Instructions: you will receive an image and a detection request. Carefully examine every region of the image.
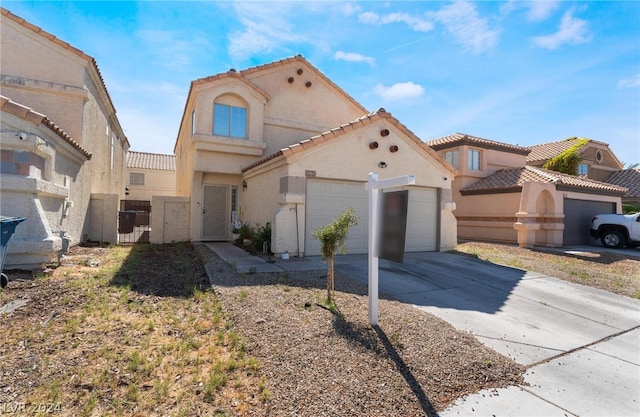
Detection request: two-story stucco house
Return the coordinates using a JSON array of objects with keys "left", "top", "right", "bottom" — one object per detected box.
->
[
  {"left": 427, "top": 133, "right": 627, "bottom": 247},
  {"left": 1, "top": 8, "right": 129, "bottom": 268},
  {"left": 526, "top": 137, "right": 623, "bottom": 181},
  {"left": 174, "top": 56, "right": 457, "bottom": 256}
]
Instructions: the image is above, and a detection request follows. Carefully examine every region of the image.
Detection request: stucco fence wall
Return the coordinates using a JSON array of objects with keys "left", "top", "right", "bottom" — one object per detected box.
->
[{"left": 150, "top": 197, "right": 191, "bottom": 244}]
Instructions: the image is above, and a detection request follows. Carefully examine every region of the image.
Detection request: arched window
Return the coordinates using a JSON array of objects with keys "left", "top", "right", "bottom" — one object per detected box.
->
[{"left": 213, "top": 94, "right": 247, "bottom": 139}]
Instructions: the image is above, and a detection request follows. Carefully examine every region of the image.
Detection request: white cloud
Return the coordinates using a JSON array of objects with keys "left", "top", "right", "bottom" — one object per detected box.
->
[
  {"left": 500, "top": 1, "right": 560, "bottom": 21},
  {"left": 334, "top": 51, "right": 375, "bottom": 67},
  {"left": 618, "top": 73, "right": 640, "bottom": 89},
  {"left": 358, "top": 11, "right": 433, "bottom": 32},
  {"left": 137, "top": 30, "right": 199, "bottom": 68},
  {"left": 532, "top": 9, "right": 591, "bottom": 49},
  {"left": 526, "top": 1, "right": 560, "bottom": 21},
  {"left": 341, "top": 2, "right": 361, "bottom": 17},
  {"left": 374, "top": 82, "right": 425, "bottom": 101},
  {"left": 430, "top": 1, "right": 499, "bottom": 53},
  {"left": 229, "top": 3, "right": 305, "bottom": 61}
]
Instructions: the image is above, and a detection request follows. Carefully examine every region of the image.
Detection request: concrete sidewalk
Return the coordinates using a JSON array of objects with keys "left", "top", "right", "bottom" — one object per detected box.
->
[{"left": 203, "top": 242, "right": 326, "bottom": 273}]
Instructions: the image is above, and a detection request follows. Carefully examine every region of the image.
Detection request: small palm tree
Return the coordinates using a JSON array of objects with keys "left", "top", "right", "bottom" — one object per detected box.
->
[{"left": 312, "top": 208, "right": 359, "bottom": 304}]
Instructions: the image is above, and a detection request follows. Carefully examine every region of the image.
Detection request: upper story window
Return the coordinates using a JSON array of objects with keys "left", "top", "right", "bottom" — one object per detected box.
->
[
  {"left": 130, "top": 172, "right": 145, "bottom": 186},
  {"left": 213, "top": 103, "right": 247, "bottom": 139},
  {"left": 468, "top": 149, "right": 480, "bottom": 171},
  {"left": 1, "top": 150, "right": 45, "bottom": 179},
  {"left": 578, "top": 163, "right": 588, "bottom": 176},
  {"left": 443, "top": 150, "right": 459, "bottom": 169}
]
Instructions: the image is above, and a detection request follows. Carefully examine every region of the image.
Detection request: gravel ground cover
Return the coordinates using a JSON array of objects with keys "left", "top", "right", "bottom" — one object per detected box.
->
[{"left": 196, "top": 244, "right": 525, "bottom": 416}]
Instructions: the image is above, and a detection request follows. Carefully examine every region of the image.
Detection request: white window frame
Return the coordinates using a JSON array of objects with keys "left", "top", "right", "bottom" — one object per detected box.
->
[
  {"left": 213, "top": 103, "right": 247, "bottom": 139},
  {"left": 468, "top": 149, "right": 480, "bottom": 171},
  {"left": 443, "top": 149, "right": 459, "bottom": 169}
]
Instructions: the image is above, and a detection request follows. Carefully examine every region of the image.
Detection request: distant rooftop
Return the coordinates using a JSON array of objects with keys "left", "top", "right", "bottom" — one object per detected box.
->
[
  {"left": 604, "top": 169, "right": 640, "bottom": 199},
  {"left": 461, "top": 165, "right": 628, "bottom": 196},
  {"left": 126, "top": 151, "right": 175, "bottom": 171},
  {"left": 426, "top": 133, "right": 530, "bottom": 155}
]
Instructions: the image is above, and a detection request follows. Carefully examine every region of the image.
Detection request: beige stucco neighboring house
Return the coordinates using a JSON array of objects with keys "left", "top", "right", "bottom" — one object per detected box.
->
[
  {"left": 125, "top": 151, "right": 176, "bottom": 202},
  {"left": 1, "top": 96, "right": 92, "bottom": 268},
  {"left": 427, "top": 133, "right": 627, "bottom": 247},
  {"left": 174, "top": 56, "right": 457, "bottom": 256},
  {"left": 1, "top": 8, "right": 129, "bottom": 267},
  {"left": 526, "top": 137, "right": 623, "bottom": 181}
]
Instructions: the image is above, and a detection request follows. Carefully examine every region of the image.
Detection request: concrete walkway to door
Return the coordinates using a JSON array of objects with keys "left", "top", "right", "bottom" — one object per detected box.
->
[{"left": 331, "top": 252, "right": 640, "bottom": 417}]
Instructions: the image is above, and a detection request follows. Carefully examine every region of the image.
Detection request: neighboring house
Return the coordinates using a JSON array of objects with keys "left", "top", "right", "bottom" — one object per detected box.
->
[
  {"left": 526, "top": 137, "right": 623, "bottom": 181},
  {"left": 125, "top": 151, "right": 176, "bottom": 202},
  {"left": 0, "top": 8, "right": 129, "bottom": 267},
  {"left": 174, "top": 56, "right": 457, "bottom": 255},
  {"left": 604, "top": 169, "right": 640, "bottom": 205},
  {"left": 427, "top": 133, "right": 627, "bottom": 247},
  {"left": 1, "top": 97, "right": 91, "bottom": 268}
]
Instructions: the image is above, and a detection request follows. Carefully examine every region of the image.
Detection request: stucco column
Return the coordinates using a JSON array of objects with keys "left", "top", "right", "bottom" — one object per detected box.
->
[
  {"left": 272, "top": 193, "right": 305, "bottom": 257},
  {"left": 513, "top": 212, "right": 540, "bottom": 248}
]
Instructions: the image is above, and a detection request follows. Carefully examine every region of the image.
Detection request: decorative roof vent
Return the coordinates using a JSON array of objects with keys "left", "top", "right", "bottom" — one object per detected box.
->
[
  {"left": 595, "top": 149, "right": 604, "bottom": 164},
  {"left": 305, "top": 81, "right": 312, "bottom": 88},
  {"left": 229, "top": 68, "right": 236, "bottom": 72},
  {"left": 369, "top": 141, "right": 379, "bottom": 149},
  {"left": 297, "top": 68, "right": 303, "bottom": 75},
  {"left": 380, "top": 129, "right": 390, "bottom": 137},
  {"left": 288, "top": 77, "right": 295, "bottom": 84}
]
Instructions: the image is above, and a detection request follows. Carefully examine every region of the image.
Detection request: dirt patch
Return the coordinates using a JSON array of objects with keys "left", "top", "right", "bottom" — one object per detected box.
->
[
  {"left": 0, "top": 243, "right": 264, "bottom": 416},
  {"left": 455, "top": 241, "right": 640, "bottom": 299}
]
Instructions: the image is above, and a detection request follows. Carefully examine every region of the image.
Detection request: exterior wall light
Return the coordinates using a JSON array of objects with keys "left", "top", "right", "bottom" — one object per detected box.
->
[
  {"left": 242, "top": 180, "right": 247, "bottom": 190},
  {"left": 378, "top": 161, "right": 387, "bottom": 168}
]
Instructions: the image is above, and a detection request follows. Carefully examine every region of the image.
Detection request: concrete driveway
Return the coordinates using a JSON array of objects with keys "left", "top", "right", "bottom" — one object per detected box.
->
[{"left": 332, "top": 251, "right": 640, "bottom": 416}]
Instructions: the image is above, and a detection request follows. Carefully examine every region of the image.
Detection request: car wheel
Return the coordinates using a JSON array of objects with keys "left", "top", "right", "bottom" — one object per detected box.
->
[
  {"left": 601, "top": 230, "right": 625, "bottom": 249},
  {"left": 0, "top": 273, "right": 8, "bottom": 288}
]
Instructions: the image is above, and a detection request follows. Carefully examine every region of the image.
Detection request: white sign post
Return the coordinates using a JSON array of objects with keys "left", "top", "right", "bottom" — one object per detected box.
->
[{"left": 365, "top": 172, "right": 415, "bottom": 326}]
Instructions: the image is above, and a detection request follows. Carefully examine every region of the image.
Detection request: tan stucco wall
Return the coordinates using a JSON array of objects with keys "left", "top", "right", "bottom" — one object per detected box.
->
[
  {"left": 455, "top": 192, "right": 522, "bottom": 243},
  {"left": 243, "top": 119, "right": 457, "bottom": 254},
  {"left": 125, "top": 169, "right": 176, "bottom": 201},
  {"left": 150, "top": 196, "right": 191, "bottom": 244},
  {"left": 1, "top": 16, "right": 128, "bottom": 198}
]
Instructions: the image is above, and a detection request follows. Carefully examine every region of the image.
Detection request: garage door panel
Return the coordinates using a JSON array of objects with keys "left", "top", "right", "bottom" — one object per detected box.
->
[
  {"left": 563, "top": 199, "right": 615, "bottom": 245},
  {"left": 305, "top": 180, "right": 437, "bottom": 256}
]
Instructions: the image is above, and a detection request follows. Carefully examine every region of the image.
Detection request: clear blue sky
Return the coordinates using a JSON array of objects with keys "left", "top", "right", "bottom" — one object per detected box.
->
[{"left": 4, "top": 1, "right": 640, "bottom": 163}]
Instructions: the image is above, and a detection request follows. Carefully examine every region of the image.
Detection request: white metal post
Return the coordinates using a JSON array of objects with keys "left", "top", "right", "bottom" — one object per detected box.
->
[
  {"left": 365, "top": 173, "right": 415, "bottom": 326},
  {"left": 367, "top": 172, "right": 379, "bottom": 325}
]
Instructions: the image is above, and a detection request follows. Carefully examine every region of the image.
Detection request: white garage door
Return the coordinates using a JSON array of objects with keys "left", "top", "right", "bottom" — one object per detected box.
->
[{"left": 305, "top": 179, "right": 438, "bottom": 256}]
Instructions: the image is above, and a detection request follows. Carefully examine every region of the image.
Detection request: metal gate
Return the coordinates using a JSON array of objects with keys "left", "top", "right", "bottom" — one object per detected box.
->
[{"left": 119, "top": 200, "right": 151, "bottom": 243}]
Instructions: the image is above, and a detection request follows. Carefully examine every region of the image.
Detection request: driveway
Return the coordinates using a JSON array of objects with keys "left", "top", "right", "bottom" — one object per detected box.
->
[{"left": 332, "top": 251, "right": 640, "bottom": 416}]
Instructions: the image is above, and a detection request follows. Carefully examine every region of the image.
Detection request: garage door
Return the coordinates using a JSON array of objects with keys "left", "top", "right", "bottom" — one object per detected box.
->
[
  {"left": 563, "top": 198, "right": 615, "bottom": 245},
  {"left": 305, "top": 179, "right": 437, "bottom": 256}
]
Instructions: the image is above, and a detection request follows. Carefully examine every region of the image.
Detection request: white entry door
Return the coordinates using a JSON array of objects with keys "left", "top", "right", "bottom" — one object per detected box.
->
[{"left": 202, "top": 185, "right": 227, "bottom": 240}]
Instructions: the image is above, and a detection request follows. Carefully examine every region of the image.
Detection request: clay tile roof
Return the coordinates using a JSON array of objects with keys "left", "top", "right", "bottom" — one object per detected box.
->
[
  {"left": 604, "top": 169, "right": 640, "bottom": 198},
  {"left": 1, "top": 7, "right": 129, "bottom": 149},
  {"left": 1, "top": 95, "right": 91, "bottom": 159},
  {"left": 426, "top": 132, "right": 530, "bottom": 155},
  {"left": 242, "top": 108, "right": 451, "bottom": 173},
  {"left": 525, "top": 137, "right": 610, "bottom": 163},
  {"left": 461, "top": 165, "right": 628, "bottom": 196},
  {"left": 126, "top": 151, "right": 176, "bottom": 171}
]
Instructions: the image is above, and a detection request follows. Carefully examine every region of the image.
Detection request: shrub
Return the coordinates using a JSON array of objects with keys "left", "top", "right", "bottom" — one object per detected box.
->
[{"left": 253, "top": 223, "right": 271, "bottom": 254}]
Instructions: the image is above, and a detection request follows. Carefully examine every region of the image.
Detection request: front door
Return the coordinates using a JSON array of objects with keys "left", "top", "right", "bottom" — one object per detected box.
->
[{"left": 202, "top": 185, "right": 227, "bottom": 240}]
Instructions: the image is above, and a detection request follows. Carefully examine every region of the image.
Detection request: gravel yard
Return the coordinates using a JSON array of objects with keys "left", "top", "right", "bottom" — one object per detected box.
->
[{"left": 196, "top": 244, "right": 525, "bottom": 416}]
